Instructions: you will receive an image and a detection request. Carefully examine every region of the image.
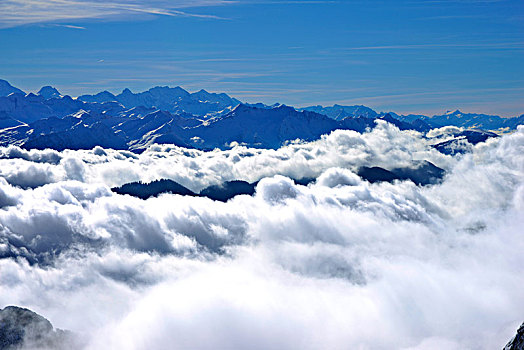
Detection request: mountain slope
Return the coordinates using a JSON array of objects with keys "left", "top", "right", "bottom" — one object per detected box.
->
[
  {"left": 184, "top": 104, "right": 341, "bottom": 149},
  {"left": 0, "top": 79, "right": 518, "bottom": 153},
  {"left": 0, "top": 306, "right": 77, "bottom": 349},
  {"left": 0, "top": 79, "right": 25, "bottom": 97}
]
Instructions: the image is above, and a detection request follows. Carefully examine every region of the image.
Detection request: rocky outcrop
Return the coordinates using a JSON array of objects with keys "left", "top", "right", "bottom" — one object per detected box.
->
[
  {"left": 505, "top": 322, "right": 524, "bottom": 350},
  {"left": 0, "top": 306, "right": 77, "bottom": 349}
]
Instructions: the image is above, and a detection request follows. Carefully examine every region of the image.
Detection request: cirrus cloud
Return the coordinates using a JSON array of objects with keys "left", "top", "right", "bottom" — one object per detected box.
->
[{"left": 0, "top": 0, "right": 234, "bottom": 28}]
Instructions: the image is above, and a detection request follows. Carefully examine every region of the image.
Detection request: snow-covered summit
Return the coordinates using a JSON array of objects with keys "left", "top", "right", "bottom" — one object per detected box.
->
[
  {"left": 300, "top": 104, "right": 378, "bottom": 120},
  {"left": 78, "top": 85, "right": 240, "bottom": 117},
  {"left": 0, "top": 78, "right": 520, "bottom": 152}
]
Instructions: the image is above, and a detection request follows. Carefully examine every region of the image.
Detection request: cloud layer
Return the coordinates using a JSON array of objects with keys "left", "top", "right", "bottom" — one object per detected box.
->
[{"left": 0, "top": 124, "right": 523, "bottom": 349}]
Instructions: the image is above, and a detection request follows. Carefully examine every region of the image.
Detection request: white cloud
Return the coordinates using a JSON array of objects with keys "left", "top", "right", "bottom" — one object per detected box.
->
[
  {"left": 0, "top": 0, "right": 232, "bottom": 28},
  {"left": 0, "top": 125, "right": 522, "bottom": 349},
  {"left": 0, "top": 122, "right": 455, "bottom": 191}
]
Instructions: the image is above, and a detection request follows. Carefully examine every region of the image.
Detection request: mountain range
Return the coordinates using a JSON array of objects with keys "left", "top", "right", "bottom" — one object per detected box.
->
[{"left": 0, "top": 79, "right": 521, "bottom": 152}]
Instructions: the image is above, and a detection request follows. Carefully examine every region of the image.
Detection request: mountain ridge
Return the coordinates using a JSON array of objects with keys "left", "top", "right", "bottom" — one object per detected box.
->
[{"left": 0, "top": 79, "right": 520, "bottom": 153}]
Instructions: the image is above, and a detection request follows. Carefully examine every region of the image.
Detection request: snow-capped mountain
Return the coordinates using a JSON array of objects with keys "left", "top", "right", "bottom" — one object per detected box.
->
[
  {"left": 0, "top": 79, "right": 519, "bottom": 153},
  {"left": 0, "top": 92, "right": 93, "bottom": 123},
  {"left": 301, "top": 104, "right": 523, "bottom": 132},
  {"left": 183, "top": 104, "right": 341, "bottom": 150},
  {"left": 418, "top": 109, "right": 524, "bottom": 131},
  {"left": 78, "top": 86, "right": 240, "bottom": 117},
  {"left": 300, "top": 104, "right": 378, "bottom": 120}
]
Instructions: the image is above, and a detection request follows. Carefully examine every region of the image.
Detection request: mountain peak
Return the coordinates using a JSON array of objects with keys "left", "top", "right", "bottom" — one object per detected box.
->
[
  {"left": 0, "top": 79, "right": 25, "bottom": 97},
  {"left": 274, "top": 104, "right": 295, "bottom": 112},
  {"left": 445, "top": 109, "right": 462, "bottom": 115},
  {"left": 38, "top": 86, "right": 61, "bottom": 99},
  {"left": 149, "top": 85, "right": 187, "bottom": 92}
]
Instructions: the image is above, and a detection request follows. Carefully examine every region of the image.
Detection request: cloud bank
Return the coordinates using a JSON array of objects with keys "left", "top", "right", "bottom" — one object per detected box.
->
[{"left": 0, "top": 124, "right": 523, "bottom": 349}]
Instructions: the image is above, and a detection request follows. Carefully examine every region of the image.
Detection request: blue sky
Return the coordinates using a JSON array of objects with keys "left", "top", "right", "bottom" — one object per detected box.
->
[{"left": 0, "top": 0, "right": 523, "bottom": 116}]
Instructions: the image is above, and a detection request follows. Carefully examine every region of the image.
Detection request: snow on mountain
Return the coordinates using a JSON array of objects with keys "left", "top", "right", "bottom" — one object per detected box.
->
[
  {"left": 0, "top": 79, "right": 519, "bottom": 153},
  {"left": 24, "top": 117, "right": 128, "bottom": 151},
  {"left": 118, "top": 104, "right": 341, "bottom": 151},
  {"left": 377, "top": 113, "right": 431, "bottom": 132},
  {"left": 429, "top": 129, "right": 499, "bottom": 155},
  {"left": 301, "top": 104, "right": 523, "bottom": 133},
  {"left": 0, "top": 103, "right": 378, "bottom": 152},
  {"left": 420, "top": 109, "right": 524, "bottom": 131},
  {"left": 190, "top": 89, "right": 241, "bottom": 109},
  {"left": 301, "top": 104, "right": 378, "bottom": 120},
  {"left": 120, "top": 110, "right": 195, "bottom": 150},
  {"left": 388, "top": 113, "right": 427, "bottom": 123},
  {"left": 0, "top": 91, "right": 132, "bottom": 124},
  {"left": 182, "top": 104, "right": 340, "bottom": 150},
  {"left": 79, "top": 86, "right": 240, "bottom": 117},
  {"left": 244, "top": 102, "right": 283, "bottom": 109},
  {"left": 0, "top": 97, "right": 502, "bottom": 153},
  {"left": 0, "top": 111, "right": 25, "bottom": 130}
]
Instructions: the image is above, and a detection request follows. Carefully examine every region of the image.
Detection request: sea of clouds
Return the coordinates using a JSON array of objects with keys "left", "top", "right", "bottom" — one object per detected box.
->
[{"left": 0, "top": 121, "right": 523, "bottom": 349}]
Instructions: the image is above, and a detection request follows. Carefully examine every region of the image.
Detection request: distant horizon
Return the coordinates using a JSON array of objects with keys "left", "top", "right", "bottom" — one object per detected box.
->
[
  {"left": 3, "top": 78, "right": 522, "bottom": 118},
  {"left": 1, "top": 0, "right": 522, "bottom": 118}
]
